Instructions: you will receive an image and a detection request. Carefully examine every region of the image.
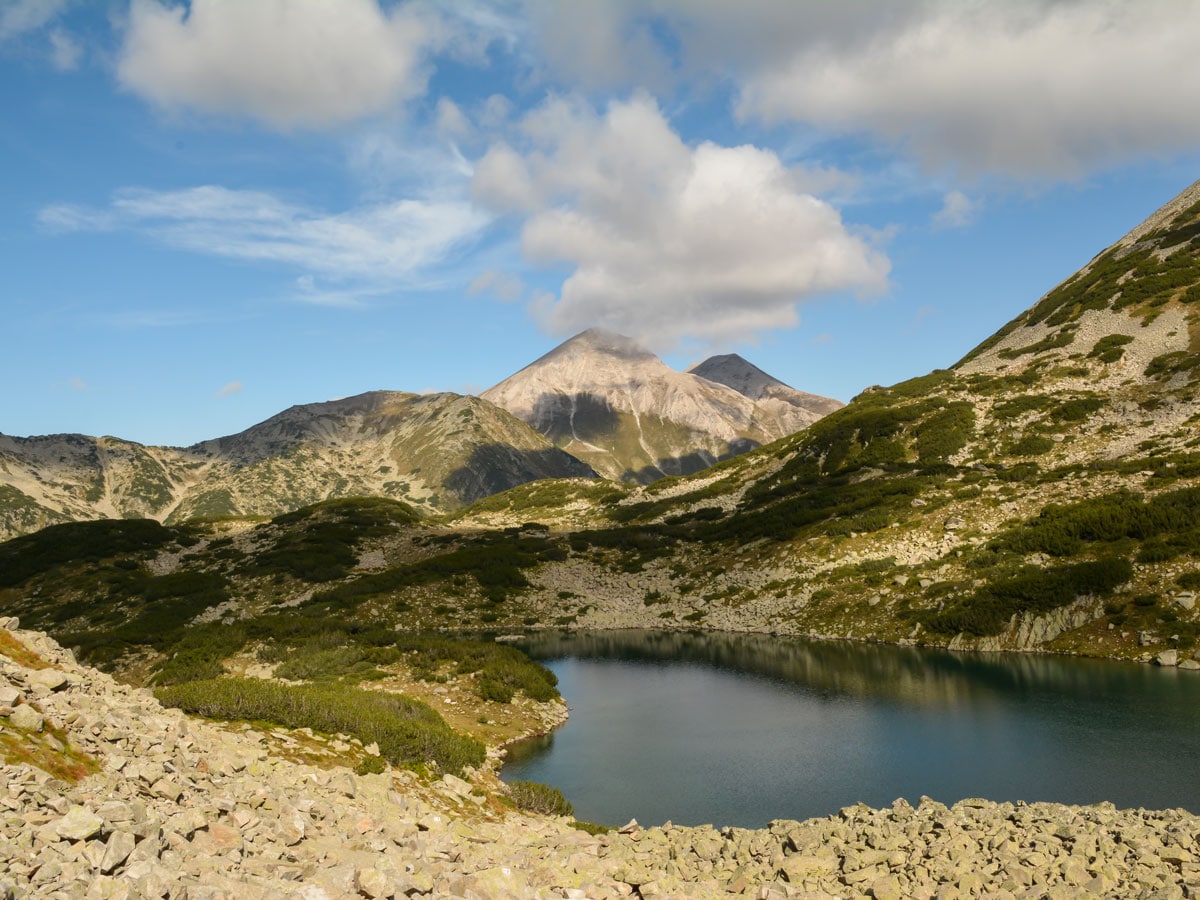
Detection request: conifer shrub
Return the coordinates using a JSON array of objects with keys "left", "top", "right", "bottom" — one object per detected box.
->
[
  {"left": 506, "top": 780, "right": 574, "bottom": 817},
  {"left": 156, "top": 677, "right": 484, "bottom": 775}
]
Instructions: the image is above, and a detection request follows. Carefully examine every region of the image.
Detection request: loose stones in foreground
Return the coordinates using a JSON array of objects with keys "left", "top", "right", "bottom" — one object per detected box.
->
[{"left": 1, "top": 624, "right": 1198, "bottom": 898}]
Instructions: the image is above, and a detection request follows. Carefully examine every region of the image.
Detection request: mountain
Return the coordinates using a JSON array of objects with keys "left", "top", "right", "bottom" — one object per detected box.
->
[
  {"left": 481, "top": 328, "right": 842, "bottom": 483},
  {"left": 454, "top": 177, "right": 1200, "bottom": 664},
  {"left": 0, "top": 390, "right": 594, "bottom": 539},
  {"left": 6, "top": 180, "right": 1200, "bottom": 674},
  {"left": 689, "top": 353, "right": 842, "bottom": 413}
]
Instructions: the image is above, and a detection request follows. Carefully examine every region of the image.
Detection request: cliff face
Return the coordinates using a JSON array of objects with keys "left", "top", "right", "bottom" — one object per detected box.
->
[{"left": 483, "top": 329, "right": 841, "bottom": 483}]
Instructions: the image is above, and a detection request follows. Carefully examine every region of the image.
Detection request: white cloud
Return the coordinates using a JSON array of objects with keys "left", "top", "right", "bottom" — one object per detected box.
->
[
  {"left": 117, "top": 0, "right": 436, "bottom": 129},
  {"left": 472, "top": 93, "right": 889, "bottom": 348},
  {"left": 435, "top": 97, "right": 472, "bottom": 139},
  {"left": 734, "top": 0, "right": 1200, "bottom": 177},
  {"left": 0, "top": 0, "right": 65, "bottom": 40},
  {"left": 48, "top": 28, "right": 80, "bottom": 70},
  {"left": 511, "top": 1, "right": 1200, "bottom": 179},
  {"left": 468, "top": 269, "right": 525, "bottom": 302},
  {"left": 40, "top": 185, "right": 489, "bottom": 285},
  {"left": 67, "top": 376, "right": 88, "bottom": 391},
  {"left": 216, "top": 381, "right": 244, "bottom": 398},
  {"left": 933, "top": 190, "right": 974, "bottom": 229}
]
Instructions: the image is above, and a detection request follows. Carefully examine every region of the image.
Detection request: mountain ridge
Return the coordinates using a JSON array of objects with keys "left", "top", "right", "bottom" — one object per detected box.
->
[{"left": 0, "top": 390, "right": 595, "bottom": 540}]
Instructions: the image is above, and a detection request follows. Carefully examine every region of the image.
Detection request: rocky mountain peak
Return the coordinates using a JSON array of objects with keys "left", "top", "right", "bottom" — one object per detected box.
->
[
  {"left": 482, "top": 330, "right": 841, "bottom": 483},
  {"left": 689, "top": 354, "right": 790, "bottom": 401}
]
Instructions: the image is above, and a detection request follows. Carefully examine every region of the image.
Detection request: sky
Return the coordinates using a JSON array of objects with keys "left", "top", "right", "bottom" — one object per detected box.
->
[{"left": 4, "top": 0, "right": 1200, "bottom": 447}]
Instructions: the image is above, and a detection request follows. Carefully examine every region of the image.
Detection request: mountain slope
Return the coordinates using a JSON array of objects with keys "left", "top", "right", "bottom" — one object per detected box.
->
[
  {"left": 0, "top": 391, "right": 594, "bottom": 539},
  {"left": 482, "top": 329, "right": 841, "bottom": 483},
  {"left": 453, "top": 178, "right": 1200, "bottom": 664}
]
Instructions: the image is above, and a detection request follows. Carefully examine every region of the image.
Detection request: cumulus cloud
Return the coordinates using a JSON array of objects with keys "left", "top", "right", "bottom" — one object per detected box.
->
[
  {"left": 733, "top": 1, "right": 1200, "bottom": 177},
  {"left": 40, "top": 185, "right": 489, "bottom": 286},
  {"left": 67, "top": 376, "right": 88, "bottom": 391},
  {"left": 933, "top": 190, "right": 975, "bottom": 229},
  {"left": 216, "top": 381, "right": 243, "bottom": 398},
  {"left": 472, "top": 93, "right": 889, "bottom": 348},
  {"left": 117, "top": 0, "right": 435, "bottom": 129},
  {"left": 513, "top": 1, "right": 1200, "bottom": 179}
]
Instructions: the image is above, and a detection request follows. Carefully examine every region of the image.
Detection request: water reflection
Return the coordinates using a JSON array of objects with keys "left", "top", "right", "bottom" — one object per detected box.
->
[{"left": 503, "top": 630, "right": 1200, "bottom": 828}]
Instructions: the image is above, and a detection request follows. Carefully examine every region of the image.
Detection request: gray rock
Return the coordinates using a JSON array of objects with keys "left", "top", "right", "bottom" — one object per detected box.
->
[
  {"left": 1156, "top": 649, "right": 1179, "bottom": 667},
  {"left": 100, "top": 830, "right": 136, "bottom": 873},
  {"left": 0, "top": 679, "right": 21, "bottom": 708},
  {"left": 56, "top": 806, "right": 103, "bottom": 842},
  {"left": 8, "top": 704, "right": 44, "bottom": 732},
  {"left": 28, "top": 669, "right": 68, "bottom": 693}
]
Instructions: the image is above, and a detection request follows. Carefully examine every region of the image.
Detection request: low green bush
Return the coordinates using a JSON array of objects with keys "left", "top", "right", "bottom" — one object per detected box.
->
[
  {"left": 156, "top": 677, "right": 484, "bottom": 775},
  {"left": 506, "top": 780, "right": 574, "bottom": 817}
]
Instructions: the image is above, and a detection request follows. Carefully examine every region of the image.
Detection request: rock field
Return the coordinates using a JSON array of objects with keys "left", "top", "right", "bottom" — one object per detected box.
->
[{"left": 1, "top": 621, "right": 1198, "bottom": 899}]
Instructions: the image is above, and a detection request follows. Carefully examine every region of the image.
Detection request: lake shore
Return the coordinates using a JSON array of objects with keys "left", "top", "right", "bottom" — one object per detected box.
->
[{"left": 4, "top": 623, "right": 1199, "bottom": 898}]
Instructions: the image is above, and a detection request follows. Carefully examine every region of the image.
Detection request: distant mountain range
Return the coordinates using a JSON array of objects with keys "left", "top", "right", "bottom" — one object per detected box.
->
[
  {"left": 0, "top": 334, "right": 838, "bottom": 539},
  {"left": 482, "top": 328, "right": 841, "bottom": 482},
  {"left": 0, "top": 391, "right": 594, "bottom": 540}
]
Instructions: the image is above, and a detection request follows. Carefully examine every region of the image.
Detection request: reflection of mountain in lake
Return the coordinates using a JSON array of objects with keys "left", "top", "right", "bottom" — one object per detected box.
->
[{"left": 515, "top": 630, "right": 1199, "bottom": 715}]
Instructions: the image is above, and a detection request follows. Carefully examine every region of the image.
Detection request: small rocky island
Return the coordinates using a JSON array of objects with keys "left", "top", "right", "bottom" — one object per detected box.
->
[{"left": 2, "top": 621, "right": 1196, "bottom": 899}]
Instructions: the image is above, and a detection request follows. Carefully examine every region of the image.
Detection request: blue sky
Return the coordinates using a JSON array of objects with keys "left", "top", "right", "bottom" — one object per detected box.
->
[{"left": 4, "top": 0, "right": 1200, "bottom": 447}]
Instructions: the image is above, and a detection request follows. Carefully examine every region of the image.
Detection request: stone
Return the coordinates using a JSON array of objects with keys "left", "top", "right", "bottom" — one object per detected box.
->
[
  {"left": 1174, "top": 593, "right": 1196, "bottom": 611},
  {"left": 56, "top": 806, "right": 104, "bottom": 842},
  {"left": 0, "top": 680, "right": 20, "bottom": 708},
  {"left": 355, "top": 866, "right": 391, "bottom": 899},
  {"left": 99, "top": 830, "right": 137, "bottom": 873},
  {"left": 28, "top": 669, "right": 69, "bottom": 693},
  {"left": 1178, "top": 659, "right": 1200, "bottom": 670},
  {"left": 8, "top": 704, "right": 44, "bottom": 732},
  {"left": 1156, "top": 650, "right": 1179, "bottom": 667}
]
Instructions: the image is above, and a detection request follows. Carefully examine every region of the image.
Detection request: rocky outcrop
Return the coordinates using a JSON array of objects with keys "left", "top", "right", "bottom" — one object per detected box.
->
[{"left": 2, "top": 623, "right": 1198, "bottom": 898}]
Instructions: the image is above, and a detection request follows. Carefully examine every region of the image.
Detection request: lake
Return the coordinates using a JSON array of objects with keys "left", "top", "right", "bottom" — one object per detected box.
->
[{"left": 501, "top": 630, "right": 1200, "bottom": 829}]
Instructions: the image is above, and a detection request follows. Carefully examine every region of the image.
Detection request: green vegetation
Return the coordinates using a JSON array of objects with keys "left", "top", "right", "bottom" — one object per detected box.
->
[
  {"left": 1009, "top": 435, "right": 1056, "bottom": 457},
  {"left": 0, "top": 518, "right": 180, "bottom": 588},
  {"left": 992, "top": 486, "right": 1200, "bottom": 558},
  {"left": 242, "top": 497, "right": 420, "bottom": 583},
  {"left": 924, "top": 558, "right": 1133, "bottom": 636},
  {"left": 506, "top": 780, "right": 574, "bottom": 817},
  {"left": 156, "top": 678, "right": 484, "bottom": 775},
  {"left": 313, "top": 529, "right": 566, "bottom": 605},
  {"left": 1087, "top": 334, "right": 1134, "bottom": 364}
]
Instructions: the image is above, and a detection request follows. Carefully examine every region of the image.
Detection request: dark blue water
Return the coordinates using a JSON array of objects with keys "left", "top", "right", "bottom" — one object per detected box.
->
[{"left": 501, "top": 631, "right": 1200, "bottom": 829}]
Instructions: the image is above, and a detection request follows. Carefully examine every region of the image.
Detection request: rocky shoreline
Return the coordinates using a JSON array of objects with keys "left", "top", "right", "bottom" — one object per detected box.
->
[{"left": 1, "top": 624, "right": 1198, "bottom": 899}]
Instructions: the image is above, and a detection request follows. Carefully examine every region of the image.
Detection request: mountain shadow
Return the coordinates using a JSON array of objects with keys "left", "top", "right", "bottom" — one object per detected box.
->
[
  {"left": 529, "top": 392, "right": 621, "bottom": 445},
  {"left": 620, "top": 438, "right": 761, "bottom": 485},
  {"left": 444, "top": 444, "right": 596, "bottom": 504}
]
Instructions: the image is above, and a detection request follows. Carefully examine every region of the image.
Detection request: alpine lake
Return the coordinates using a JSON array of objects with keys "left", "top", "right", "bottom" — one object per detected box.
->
[{"left": 500, "top": 630, "right": 1200, "bottom": 829}]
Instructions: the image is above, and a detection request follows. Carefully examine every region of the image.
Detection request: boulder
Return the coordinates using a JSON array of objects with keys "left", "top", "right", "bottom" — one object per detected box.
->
[
  {"left": 56, "top": 806, "right": 104, "bottom": 842},
  {"left": 8, "top": 703, "right": 44, "bottom": 732},
  {"left": 1156, "top": 650, "right": 1179, "bottom": 667}
]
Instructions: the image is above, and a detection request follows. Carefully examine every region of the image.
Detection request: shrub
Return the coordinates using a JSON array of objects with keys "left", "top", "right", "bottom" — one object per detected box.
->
[
  {"left": 506, "top": 780, "right": 574, "bottom": 817},
  {"left": 924, "top": 557, "right": 1133, "bottom": 636},
  {"left": 1009, "top": 435, "right": 1056, "bottom": 457},
  {"left": 156, "top": 677, "right": 484, "bottom": 775}
]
